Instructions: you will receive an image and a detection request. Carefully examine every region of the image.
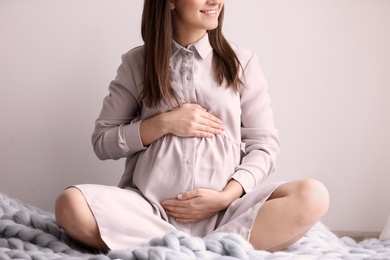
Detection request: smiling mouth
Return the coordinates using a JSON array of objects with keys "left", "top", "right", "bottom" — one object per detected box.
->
[{"left": 200, "top": 9, "right": 217, "bottom": 15}]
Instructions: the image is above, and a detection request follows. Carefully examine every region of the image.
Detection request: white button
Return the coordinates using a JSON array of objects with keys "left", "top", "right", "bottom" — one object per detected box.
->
[
  {"left": 185, "top": 159, "right": 191, "bottom": 164},
  {"left": 186, "top": 75, "right": 191, "bottom": 80}
]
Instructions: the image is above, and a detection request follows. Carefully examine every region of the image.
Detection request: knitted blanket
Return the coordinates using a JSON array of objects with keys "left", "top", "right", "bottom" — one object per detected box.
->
[{"left": 1, "top": 192, "right": 390, "bottom": 260}]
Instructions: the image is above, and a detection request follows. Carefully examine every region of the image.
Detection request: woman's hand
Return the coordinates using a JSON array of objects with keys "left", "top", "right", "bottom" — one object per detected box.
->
[
  {"left": 162, "top": 189, "right": 228, "bottom": 223},
  {"left": 162, "top": 180, "right": 244, "bottom": 223},
  {"left": 140, "top": 103, "right": 224, "bottom": 146},
  {"left": 163, "top": 103, "right": 224, "bottom": 138}
]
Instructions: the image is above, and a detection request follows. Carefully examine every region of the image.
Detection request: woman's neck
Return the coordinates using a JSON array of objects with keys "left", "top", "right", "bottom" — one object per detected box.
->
[{"left": 173, "top": 29, "right": 206, "bottom": 47}]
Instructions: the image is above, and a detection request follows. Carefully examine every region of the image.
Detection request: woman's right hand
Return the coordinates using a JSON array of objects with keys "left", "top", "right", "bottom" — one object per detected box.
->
[
  {"left": 140, "top": 103, "right": 224, "bottom": 146},
  {"left": 163, "top": 103, "right": 224, "bottom": 138}
]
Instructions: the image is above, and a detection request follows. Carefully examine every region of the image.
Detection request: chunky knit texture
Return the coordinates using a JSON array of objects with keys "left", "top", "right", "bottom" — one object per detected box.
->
[{"left": 1, "top": 192, "right": 390, "bottom": 259}]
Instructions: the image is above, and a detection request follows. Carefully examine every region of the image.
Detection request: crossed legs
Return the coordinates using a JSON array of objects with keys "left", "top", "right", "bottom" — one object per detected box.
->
[{"left": 55, "top": 179, "right": 329, "bottom": 252}]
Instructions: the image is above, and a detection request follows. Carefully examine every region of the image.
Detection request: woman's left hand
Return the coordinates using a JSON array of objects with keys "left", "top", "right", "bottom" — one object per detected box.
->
[
  {"left": 162, "top": 189, "right": 230, "bottom": 223},
  {"left": 162, "top": 180, "right": 243, "bottom": 223}
]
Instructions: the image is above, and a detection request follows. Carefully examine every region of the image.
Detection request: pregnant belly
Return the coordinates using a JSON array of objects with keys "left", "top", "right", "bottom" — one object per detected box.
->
[{"left": 132, "top": 132, "right": 241, "bottom": 203}]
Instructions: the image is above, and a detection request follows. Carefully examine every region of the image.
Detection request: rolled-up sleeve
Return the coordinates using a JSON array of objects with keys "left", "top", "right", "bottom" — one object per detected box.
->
[
  {"left": 231, "top": 54, "right": 280, "bottom": 193},
  {"left": 92, "top": 52, "right": 146, "bottom": 160}
]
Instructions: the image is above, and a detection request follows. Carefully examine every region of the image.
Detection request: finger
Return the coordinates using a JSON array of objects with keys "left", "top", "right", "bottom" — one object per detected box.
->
[
  {"left": 188, "top": 122, "right": 223, "bottom": 137},
  {"left": 200, "top": 110, "right": 223, "bottom": 125},
  {"left": 198, "top": 119, "right": 224, "bottom": 133},
  {"left": 175, "top": 218, "right": 198, "bottom": 223},
  {"left": 164, "top": 209, "right": 191, "bottom": 218},
  {"left": 191, "top": 130, "right": 214, "bottom": 138},
  {"left": 199, "top": 124, "right": 223, "bottom": 136},
  {"left": 206, "top": 123, "right": 224, "bottom": 134},
  {"left": 162, "top": 201, "right": 188, "bottom": 210},
  {"left": 165, "top": 210, "right": 196, "bottom": 218},
  {"left": 162, "top": 198, "right": 181, "bottom": 204},
  {"left": 177, "top": 190, "right": 200, "bottom": 200},
  {"left": 161, "top": 199, "right": 176, "bottom": 206},
  {"left": 161, "top": 199, "right": 185, "bottom": 208},
  {"left": 166, "top": 210, "right": 202, "bottom": 219},
  {"left": 198, "top": 116, "right": 224, "bottom": 133},
  {"left": 175, "top": 214, "right": 211, "bottom": 223}
]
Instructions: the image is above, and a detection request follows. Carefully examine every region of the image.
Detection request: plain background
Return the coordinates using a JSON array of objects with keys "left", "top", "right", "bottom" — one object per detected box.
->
[{"left": 1, "top": 0, "right": 389, "bottom": 233}]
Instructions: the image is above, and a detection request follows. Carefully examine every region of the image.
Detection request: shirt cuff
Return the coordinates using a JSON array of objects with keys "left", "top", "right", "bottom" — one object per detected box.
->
[
  {"left": 124, "top": 120, "right": 146, "bottom": 153},
  {"left": 231, "top": 170, "right": 256, "bottom": 194}
]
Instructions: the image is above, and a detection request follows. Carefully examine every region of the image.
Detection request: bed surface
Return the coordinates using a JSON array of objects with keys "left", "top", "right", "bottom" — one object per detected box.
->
[{"left": 1, "top": 192, "right": 389, "bottom": 260}]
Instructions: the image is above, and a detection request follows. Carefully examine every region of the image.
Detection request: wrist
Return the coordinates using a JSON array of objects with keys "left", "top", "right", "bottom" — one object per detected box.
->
[
  {"left": 219, "top": 191, "right": 234, "bottom": 209},
  {"left": 221, "top": 180, "right": 244, "bottom": 207},
  {"left": 156, "top": 112, "right": 172, "bottom": 135},
  {"left": 139, "top": 113, "right": 170, "bottom": 145}
]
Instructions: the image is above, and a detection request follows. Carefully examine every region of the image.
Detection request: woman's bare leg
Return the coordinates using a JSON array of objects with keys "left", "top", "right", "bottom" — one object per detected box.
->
[
  {"left": 249, "top": 179, "right": 329, "bottom": 252},
  {"left": 55, "top": 187, "right": 109, "bottom": 251}
]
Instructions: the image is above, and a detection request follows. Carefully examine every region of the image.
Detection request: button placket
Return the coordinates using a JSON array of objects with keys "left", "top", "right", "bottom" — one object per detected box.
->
[
  {"left": 181, "top": 51, "right": 194, "bottom": 101},
  {"left": 179, "top": 49, "right": 197, "bottom": 195}
]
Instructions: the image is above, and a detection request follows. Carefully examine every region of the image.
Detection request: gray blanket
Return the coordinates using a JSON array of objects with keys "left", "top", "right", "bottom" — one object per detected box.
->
[{"left": 1, "top": 192, "right": 389, "bottom": 259}]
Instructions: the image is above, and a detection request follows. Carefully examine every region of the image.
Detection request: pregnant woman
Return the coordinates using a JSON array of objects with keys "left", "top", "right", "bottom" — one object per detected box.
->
[{"left": 55, "top": 0, "right": 329, "bottom": 253}]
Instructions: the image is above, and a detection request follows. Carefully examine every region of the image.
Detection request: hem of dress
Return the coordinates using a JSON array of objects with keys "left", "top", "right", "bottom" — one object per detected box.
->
[{"left": 70, "top": 185, "right": 112, "bottom": 251}]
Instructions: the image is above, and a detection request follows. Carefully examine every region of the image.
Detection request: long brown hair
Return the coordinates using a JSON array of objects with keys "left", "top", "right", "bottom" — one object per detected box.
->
[{"left": 141, "top": 0, "right": 242, "bottom": 108}]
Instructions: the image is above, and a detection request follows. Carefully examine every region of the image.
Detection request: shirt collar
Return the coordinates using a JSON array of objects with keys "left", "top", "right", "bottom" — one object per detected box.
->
[{"left": 171, "top": 33, "right": 213, "bottom": 60}]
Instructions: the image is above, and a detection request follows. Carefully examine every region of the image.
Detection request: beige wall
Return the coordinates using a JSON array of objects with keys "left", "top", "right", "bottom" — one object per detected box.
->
[{"left": 1, "top": 0, "right": 389, "bottom": 232}]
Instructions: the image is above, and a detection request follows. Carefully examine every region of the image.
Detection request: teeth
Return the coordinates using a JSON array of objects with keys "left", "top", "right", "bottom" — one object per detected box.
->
[{"left": 202, "top": 10, "right": 217, "bottom": 15}]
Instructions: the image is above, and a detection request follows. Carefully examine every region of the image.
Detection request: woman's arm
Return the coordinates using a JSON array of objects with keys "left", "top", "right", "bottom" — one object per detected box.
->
[
  {"left": 231, "top": 53, "right": 280, "bottom": 193},
  {"left": 92, "top": 53, "right": 143, "bottom": 161},
  {"left": 93, "top": 49, "right": 225, "bottom": 160}
]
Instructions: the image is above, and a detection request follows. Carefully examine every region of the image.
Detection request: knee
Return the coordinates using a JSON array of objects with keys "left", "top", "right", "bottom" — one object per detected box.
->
[
  {"left": 55, "top": 188, "right": 108, "bottom": 251},
  {"left": 296, "top": 179, "right": 330, "bottom": 222},
  {"left": 55, "top": 187, "right": 95, "bottom": 235},
  {"left": 55, "top": 187, "right": 82, "bottom": 228}
]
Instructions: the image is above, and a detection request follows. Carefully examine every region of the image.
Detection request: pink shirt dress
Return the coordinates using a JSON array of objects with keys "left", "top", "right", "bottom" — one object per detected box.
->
[{"left": 74, "top": 33, "right": 282, "bottom": 250}]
